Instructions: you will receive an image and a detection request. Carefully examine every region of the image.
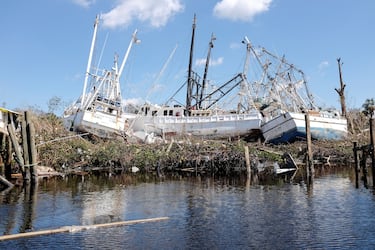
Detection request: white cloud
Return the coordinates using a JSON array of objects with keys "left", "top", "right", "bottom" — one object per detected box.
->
[
  {"left": 72, "top": 0, "right": 95, "bottom": 8},
  {"left": 229, "top": 42, "right": 241, "bottom": 49},
  {"left": 213, "top": 0, "right": 272, "bottom": 22},
  {"left": 123, "top": 97, "right": 144, "bottom": 106},
  {"left": 195, "top": 57, "right": 224, "bottom": 67},
  {"left": 318, "top": 61, "right": 329, "bottom": 70},
  {"left": 101, "top": 0, "right": 184, "bottom": 29}
]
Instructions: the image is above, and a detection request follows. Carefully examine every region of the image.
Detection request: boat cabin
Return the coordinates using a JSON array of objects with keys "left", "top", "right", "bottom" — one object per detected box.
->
[{"left": 140, "top": 104, "right": 212, "bottom": 117}]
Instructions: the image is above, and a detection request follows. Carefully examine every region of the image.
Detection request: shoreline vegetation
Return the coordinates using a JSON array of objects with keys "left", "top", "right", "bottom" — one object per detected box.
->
[
  {"left": 0, "top": 108, "right": 372, "bottom": 185},
  {"left": 37, "top": 111, "right": 359, "bottom": 174}
]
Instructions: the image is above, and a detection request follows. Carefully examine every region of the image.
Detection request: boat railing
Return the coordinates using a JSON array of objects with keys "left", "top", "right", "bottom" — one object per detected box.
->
[{"left": 155, "top": 112, "right": 261, "bottom": 123}]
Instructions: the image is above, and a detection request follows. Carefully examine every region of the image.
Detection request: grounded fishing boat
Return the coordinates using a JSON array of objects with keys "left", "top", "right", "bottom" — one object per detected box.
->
[
  {"left": 63, "top": 16, "right": 139, "bottom": 138},
  {"left": 132, "top": 16, "right": 263, "bottom": 140},
  {"left": 133, "top": 104, "right": 262, "bottom": 139},
  {"left": 246, "top": 45, "right": 347, "bottom": 143},
  {"left": 261, "top": 110, "right": 347, "bottom": 144}
]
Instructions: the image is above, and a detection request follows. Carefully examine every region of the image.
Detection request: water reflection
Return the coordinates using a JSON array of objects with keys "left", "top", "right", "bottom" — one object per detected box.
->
[
  {"left": 1, "top": 168, "right": 375, "bottom": 249},
  {"left": 1, "top": 183, "right": 37, "bottom": 235}
]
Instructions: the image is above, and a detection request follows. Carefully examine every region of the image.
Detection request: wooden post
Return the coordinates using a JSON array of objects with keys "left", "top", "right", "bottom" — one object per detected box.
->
[
  {"left": 361, "top": 150, "right": 369, "bottom": 189},
  {"left": 21, "top": 113, "right": 30, "bottom": 181},
  {"left": 7, "top": 124, "right": 25, "bottom": 174},
  {"left": 4, "top": 113, "right": 14, "bottom": 180},
  {"left": 4, "top": 135, "right": 12, "bottom": 180},
  {"left": 27, "top": 122, "right": 38, "bottom": 183},
  {"left": 305, "top": 113, "right": 314, "bottom": 184},
  {"left": 0, "top": 133, "right": 4, "bottom": 176},
  {"left": 244, "top": 145, "right": 251, "bottom": 180},
  {"left": 25, "top": 111, "right": 38, "bottom": 183},
  {"left": 353, "top": 141, "right": 359, "bottom": 188},
  {"left": 370, "top": 118, "right": 375, "bottom": 187}
]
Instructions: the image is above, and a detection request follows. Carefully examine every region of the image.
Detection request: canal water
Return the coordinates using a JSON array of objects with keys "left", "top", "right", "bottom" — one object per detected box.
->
[{"left": 1, "top": 168, "right": 375, "bottom": 249}]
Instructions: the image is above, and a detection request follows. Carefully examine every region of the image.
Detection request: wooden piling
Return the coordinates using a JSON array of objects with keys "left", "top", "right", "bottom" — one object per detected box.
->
[
  {"left": 7, "top": 123, "right": 25, "bottom": 173},
  {"left": 305, "top": 113, "right": 314, "bottom": 183},
  {"left": 370, "top": 118, "right": 375, "bottom": 187},
  {"left": 21, "top": 113, "right": 30, "bottom": 181},
  {"left": 244, "top": 145, "right": 251, "bottom": 180},
  {"left": 4, "top": 134, "right": 12, "bottom": 180},
  {"left": 353, "top": 141, "right": 359, "bottom": 188},
  {"left": 4, "top": 113, "right": 14, "bottom": 180},
  {"left": 27, "top": 121, "right": 38, "bottom": 183},
  {"left": 0, "top": 133, "right": 4, "bottom": 176}
]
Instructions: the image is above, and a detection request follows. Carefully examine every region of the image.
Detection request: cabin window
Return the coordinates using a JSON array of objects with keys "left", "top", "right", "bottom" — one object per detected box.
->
[
  {"left": 164, "top": 110, "right": 168, "bottom": 116},
  {"left": 152, "top": 111, "right": 157, "bottom": 116},
  {"left": 145, "top": 107, "right": 150, "bottom": 115},
  {"left": 169, "top": 110, "right": 173, "bottom": 116}
]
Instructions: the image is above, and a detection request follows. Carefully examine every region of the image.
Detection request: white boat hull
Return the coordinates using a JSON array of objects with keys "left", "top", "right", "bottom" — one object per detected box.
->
[
  {"left": 132, "top": 111, "right": 263, "bottom": 139},
  {"left": 64, "top": 110, "right": 135, "bottom": 138},
  {"left": 261, "top": 112, "right": 347, "bottom": 144}
]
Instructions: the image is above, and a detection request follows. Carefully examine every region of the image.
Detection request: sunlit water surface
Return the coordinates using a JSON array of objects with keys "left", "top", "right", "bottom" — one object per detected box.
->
[{"left": 1, "top": 168, "right": 375, "bottom": 249}]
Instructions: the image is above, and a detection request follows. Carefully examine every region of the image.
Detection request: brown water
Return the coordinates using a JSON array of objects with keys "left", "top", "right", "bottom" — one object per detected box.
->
[{"left": 1, "top": 168, "right": 375, "bottom": 249}]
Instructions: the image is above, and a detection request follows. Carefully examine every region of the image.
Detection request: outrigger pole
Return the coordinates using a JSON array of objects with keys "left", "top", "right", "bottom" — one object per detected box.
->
[
  {"left": 81, "top": 15, "right": 99, "bottom": 108},
  {"left": 118, "top": 29, "right": 140, "bottom": 80}
]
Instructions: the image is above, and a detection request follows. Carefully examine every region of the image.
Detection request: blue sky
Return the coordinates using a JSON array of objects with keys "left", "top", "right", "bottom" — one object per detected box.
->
[{"left": 1, "top": 0, "right": 374, "bottom": 115}]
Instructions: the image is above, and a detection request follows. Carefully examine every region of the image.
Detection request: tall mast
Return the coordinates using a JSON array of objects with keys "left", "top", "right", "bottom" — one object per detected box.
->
[
  {"left": 242, "top": 36, "right": 251, "bottom": 75},
  {"left": 238, "top": 36, "right": 252, "bottom": 113},
  {"left": 81, "top": 15, "right": 99, "bottom": 108},
  {"left": 199, "top": 33, "right": 215, "bottom": 109},
  {"left": 186, "top": 14, "right": 196, "bottom": 114}
]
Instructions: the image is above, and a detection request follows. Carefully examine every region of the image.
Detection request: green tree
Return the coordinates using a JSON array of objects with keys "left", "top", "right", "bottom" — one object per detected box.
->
[
  {"left": 362, "top": 98, "right": 375, "bottom": 118},
  {"left": 47, "top": 96, "right": 62, "bottom": 114}
]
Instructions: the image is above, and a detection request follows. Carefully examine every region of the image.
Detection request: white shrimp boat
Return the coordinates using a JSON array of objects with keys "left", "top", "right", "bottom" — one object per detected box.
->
[
  {"left": 132, "top": 16, "right": 263, "bottom": 140},
  {"left": 246, "top": 45, "right": 347, "bottom": 143},
  {"left": 133, "top": 104, "right": 263, "bottom": 139},
  {"left": 261, "top": 110, "right": 347, "bottom": 144},
  {"left": 63, "top": 16, "right": 139, "bottom": 138}
]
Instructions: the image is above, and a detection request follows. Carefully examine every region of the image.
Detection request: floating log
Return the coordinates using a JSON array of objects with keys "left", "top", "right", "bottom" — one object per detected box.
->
[{"left": 0, "top": 217, "right": 169, "bottom": 241}]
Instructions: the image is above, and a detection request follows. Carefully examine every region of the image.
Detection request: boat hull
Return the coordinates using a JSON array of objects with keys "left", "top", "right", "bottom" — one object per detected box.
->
[
  {"left": 261, "top": 112, "right": 347, "bottom": 144},
  {"left": 133, "top": 111, "right": 263, "bottom": 139},
  {"left": 63, "top": 110, "right": 135, "bottom": 138}
]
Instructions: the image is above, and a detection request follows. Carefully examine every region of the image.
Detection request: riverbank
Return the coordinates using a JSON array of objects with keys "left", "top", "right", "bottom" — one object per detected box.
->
[{"left": 1, "top": 110, "right": 366, "bottom": 181}]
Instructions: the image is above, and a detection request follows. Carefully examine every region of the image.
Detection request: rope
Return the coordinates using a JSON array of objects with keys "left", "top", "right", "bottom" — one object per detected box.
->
[{"left": 36, "top": 133, "right": 89, "bottom": 147}]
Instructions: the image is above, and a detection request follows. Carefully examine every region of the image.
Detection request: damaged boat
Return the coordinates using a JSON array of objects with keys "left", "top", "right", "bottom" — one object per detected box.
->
[
  {"left": 245, "top": 44, "right": 347, "bottom": 143},
  {"left": 63, "top": 16, "right": 139, "bottom": 138},
  {"left": 132, "top": 16, "right": 263, "bottom": 140}
]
